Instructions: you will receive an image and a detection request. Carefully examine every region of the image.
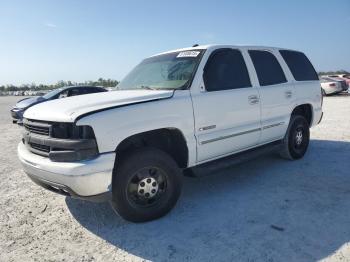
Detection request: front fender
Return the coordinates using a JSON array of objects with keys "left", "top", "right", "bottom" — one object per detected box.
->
[{"left": 76, "top": 90, "right": 197, "bottom": 166}]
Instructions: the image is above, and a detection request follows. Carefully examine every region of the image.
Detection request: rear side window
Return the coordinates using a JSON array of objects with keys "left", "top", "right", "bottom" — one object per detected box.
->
[
  {"left": 249, "top": 50, "right": 287, "bottom": 86},
  {"left": 87, "top": 87, "right": 103, "bottom": 93},
  {"left": 204, "top": 49, "right": 251, "bottom": 91},
  {"left": 280, "top": 50, "right": 318, "bottom": 81}
]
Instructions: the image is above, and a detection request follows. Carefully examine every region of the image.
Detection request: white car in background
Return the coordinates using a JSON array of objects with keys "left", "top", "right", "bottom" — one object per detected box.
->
[
  {"left": 328, "top": 74, "right": 350, "bottom": 89},
  {"left": 320, "top": 77, "right": 344, "bottom": 95}
]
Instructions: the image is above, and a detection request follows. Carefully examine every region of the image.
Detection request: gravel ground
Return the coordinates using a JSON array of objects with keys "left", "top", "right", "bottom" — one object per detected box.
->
[{"left": 0, "top": 95, "right": 350, "bottom": 262}]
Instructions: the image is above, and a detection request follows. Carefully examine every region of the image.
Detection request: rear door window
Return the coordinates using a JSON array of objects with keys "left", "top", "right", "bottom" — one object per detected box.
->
[
  {"left": 249, "top": 50, "right": 287, "bottom": 86},
  {"left": 279, "top": 50, "right": 318, "bottom": 81},
  {"left": 204, "top": 49, "right": 251, "bottom": 91}
]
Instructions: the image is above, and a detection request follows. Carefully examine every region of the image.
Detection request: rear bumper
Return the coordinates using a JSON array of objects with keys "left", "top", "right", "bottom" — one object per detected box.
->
[
  {"left": 323, "top": 86, "right": 343, "bottom": 95},
  {"left": 18, "top": 142, "right": 115, "bottom": 201}
]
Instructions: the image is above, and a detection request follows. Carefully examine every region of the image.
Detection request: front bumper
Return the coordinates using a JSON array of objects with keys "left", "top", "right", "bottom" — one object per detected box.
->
[{"left": 18, "top": 142, "right": 115, "bottom": 201}]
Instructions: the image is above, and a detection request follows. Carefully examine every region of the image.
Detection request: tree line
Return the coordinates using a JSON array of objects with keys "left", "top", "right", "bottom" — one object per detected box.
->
[
  {"left": 1, "top": 70, "right": 349, "bottom": 92},
  {"left": 0, "top": 78, "right": 119, "bottom": 92},
  {"left": 318, "top": 70, "right": 349, "bottom": 76}
]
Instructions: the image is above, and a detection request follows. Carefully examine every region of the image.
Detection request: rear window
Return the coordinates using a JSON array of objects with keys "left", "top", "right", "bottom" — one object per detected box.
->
[
  {"left": 279, "top": 50, "right": 318, "bottom": 81},
  {"left": 249, "top": 50, "right": 287, "bottom": 86}
]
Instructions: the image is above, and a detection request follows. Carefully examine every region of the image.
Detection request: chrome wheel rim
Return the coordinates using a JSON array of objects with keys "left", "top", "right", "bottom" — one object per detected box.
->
[{"left": 295, "top": 130, "right": 303, "bottom": 145}]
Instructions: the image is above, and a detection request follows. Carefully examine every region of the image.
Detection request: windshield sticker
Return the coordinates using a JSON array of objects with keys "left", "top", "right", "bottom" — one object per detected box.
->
[{"left": 177, "top": 51, "right": 200, "bottom": 58}]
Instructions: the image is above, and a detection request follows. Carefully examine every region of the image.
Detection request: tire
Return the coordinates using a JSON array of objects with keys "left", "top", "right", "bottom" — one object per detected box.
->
[
  {"left": 110, "top": 147, "right": 183, "bottom": 222},
  {"left": 280, "top": 115, "right": 310, "bottom": 160}
]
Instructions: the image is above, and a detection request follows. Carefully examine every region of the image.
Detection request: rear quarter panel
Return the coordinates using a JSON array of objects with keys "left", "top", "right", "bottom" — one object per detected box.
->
[{"left": 293, "top": 80, "right": 322, "bottom": 126}]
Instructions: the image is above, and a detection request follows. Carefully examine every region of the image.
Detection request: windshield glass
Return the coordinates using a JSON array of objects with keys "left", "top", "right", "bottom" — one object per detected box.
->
[
  {"left": 42, "top": 88, "right": 64, "bottom": 99},
  {"left": 117, "top": 50, "right": 204, "bottom": 90}
]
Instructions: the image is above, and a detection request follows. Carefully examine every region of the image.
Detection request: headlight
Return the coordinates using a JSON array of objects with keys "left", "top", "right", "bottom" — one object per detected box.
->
[{"left": 51, "top": 124, "right": 95, "bottom": 139}]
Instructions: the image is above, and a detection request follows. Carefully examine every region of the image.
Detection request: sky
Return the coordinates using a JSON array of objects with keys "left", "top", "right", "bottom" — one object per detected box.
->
[{"left": 0, "top": 0, "right": 349, "bottom": 85}]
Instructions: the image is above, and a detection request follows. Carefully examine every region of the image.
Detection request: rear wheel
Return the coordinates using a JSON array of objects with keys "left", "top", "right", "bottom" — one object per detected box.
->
[
  {"left": 280, "top": 115, "right": 310, "bottom": 160},
  {"left": 110, "top": 147, "right": 182, "bottom": 222}
]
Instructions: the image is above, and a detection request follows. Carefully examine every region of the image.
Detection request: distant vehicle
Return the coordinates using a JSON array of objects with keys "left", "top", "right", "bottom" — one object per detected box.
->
[
  {"left": 10, "top": 86, "right": 107, "bottom": 124},
  {"left": 320, "top": 77, "right": 344, "bottom": 95},
  {"left": 325, "top": 76, "right": 348, "bottom": 91},
  {"left": 328, "top": 74, "right": 350, "bottom": 88}
]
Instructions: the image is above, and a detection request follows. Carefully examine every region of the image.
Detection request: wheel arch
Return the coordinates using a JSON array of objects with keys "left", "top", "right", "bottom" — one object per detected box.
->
[
  {"left": 291, "top": 103, "right": 313, "bottom": 127},
  {"left": 114, "top": 128, "right": 189, "bottom": 171}
]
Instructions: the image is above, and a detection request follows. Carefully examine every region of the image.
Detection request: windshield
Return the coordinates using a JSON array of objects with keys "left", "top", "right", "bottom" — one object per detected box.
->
[
  {"left": 117, "top": 50, "right": 204, "bottom": 90},
  {"left": 42, "top": 88, "right": 64, "bottom": 99}
]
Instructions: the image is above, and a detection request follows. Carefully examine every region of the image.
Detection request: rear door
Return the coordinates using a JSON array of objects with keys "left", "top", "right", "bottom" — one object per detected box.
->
[
  {"left": 191, "top": 48, "right": 261, "bottom": 162},
  {"left": 248, "top": 49, "right": 295, "bottom": 143}
]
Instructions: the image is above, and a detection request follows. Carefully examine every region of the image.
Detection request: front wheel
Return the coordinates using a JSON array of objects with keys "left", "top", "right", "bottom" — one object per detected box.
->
[
  {"left": 110, "top": 147, "right": 183, "bottom": 222},
  {"left": 280, "top": 115, "right": 310, "bottom": 160}
]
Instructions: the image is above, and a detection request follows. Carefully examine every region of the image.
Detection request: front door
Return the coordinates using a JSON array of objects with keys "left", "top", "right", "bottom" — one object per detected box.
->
[{"left": 191, "top": 48, "right": 261, "bottom": 163}]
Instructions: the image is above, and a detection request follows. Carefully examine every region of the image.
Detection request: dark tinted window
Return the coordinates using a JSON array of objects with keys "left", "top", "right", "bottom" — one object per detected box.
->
[
  {"left": 204, "top": 49, "right": 251, "bottom": 91},
  {"left": 93, "top": 87, "right": 106, "bottom": 93},
  {"left": 280, "top": 50, "right": 318, "bottom": 81},
  {"left": 69, "top": 88, "right": 82, "bottom": 96},
  {"left": 85, "top": 87, "right": 102, "bottom": 94},
  {"left": 249, "top": 50, "right": 287, "bottom": 86}
]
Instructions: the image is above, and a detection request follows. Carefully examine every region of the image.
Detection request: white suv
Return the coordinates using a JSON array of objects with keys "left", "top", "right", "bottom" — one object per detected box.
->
[{"left": 18, "top": 45, "right": 323, "bottom": 222}]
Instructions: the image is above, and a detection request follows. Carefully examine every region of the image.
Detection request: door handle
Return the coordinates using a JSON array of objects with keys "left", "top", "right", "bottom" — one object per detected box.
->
[
  {"left": 285, "top": 91, "right": 292, "bottom": 98},
  {"left": 248, "top": 95, "right": 259, "bottom": 105}
]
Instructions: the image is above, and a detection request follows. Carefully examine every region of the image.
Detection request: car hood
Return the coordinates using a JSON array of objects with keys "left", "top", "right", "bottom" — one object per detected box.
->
[
  {"left": 15, "top": 96, "right": 44, "bottom": 109},
  {"left": 24, "top": 90, "right": 174, "bottom": 122}
]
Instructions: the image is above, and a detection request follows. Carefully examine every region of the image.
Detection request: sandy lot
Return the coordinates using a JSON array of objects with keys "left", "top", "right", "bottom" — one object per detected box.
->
[{"left": 0, "top": 95, "right": 350, "bottom": 262}]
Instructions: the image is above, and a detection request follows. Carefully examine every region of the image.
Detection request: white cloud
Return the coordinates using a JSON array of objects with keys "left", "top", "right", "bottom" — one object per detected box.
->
[{"left": 45, "top": 23, "right": 57, "bottom": 28}]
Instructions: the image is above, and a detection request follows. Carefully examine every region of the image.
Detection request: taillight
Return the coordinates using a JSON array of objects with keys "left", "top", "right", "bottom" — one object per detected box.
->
[{"left": 329, "top": 83, "right": 336, "bottom": 87}]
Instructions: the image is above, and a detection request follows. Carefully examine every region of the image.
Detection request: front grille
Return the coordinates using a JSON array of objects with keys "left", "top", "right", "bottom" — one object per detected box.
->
[
  {"left": 23, "top": 119, "right": 52, "bottom": 155},
  {"left": 24, "top": 120, "right": 51, "bottom": 136},
  {"left": 29, "top": 143, "right": 50, "bottom": 153}
]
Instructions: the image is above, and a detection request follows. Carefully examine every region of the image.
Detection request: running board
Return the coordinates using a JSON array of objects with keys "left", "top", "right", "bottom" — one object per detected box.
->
[{"left": 184, "top": 140, "right": 283, "bottom": 177}]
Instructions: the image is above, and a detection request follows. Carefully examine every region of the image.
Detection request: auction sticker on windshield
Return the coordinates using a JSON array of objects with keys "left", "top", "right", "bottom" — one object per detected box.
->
[{"left": 177, "top": 51, "right": 201, "bottom": 58}]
